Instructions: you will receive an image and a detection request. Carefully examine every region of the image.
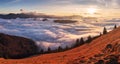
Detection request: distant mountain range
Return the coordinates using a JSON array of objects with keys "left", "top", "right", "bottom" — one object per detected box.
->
[{"left": 0, "top": 13, "right": 83, "bottom": 19}]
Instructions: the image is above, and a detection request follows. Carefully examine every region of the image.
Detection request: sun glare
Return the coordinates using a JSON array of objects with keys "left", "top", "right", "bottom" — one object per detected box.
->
[{"left": 87, "top": 8, "right": 97, "bottom": 15}]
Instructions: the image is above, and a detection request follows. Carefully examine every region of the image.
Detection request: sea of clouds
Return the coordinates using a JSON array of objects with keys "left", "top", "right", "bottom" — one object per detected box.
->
[{"left": 0, "top": 18, "right": 119, "bottom": 51}]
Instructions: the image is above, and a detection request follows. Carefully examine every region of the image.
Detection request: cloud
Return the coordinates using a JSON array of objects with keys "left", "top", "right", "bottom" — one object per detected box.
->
[
  {"left": 0, "top": 17, "right": 120, "bottom": 51},
  {"left": 98, "top": 0, "right": 119, "bottom": 8},
  {"left": 3, "top": 0, "right": 120, "bottom": 9},
  {"left": 7, "top": 0, "right": 21, "bottom": 4},
  {"left": 50, "top": 0, "right": 120, "bottom": 8}
]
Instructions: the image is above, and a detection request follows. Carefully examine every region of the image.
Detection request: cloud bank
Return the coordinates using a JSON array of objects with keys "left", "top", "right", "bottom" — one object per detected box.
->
[{"left": 0, "top": 18, "right": 119, "bottom": 50}]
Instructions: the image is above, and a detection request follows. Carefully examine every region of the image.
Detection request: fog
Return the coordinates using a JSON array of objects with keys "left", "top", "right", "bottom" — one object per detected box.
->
[{"left": 0, "top": 18, "right": 119, "bottom": 51}]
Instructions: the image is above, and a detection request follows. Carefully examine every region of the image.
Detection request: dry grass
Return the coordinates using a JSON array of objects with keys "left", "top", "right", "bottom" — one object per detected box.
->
[{"left": 0, "top": 27, "right": 120, "bottom": 64}]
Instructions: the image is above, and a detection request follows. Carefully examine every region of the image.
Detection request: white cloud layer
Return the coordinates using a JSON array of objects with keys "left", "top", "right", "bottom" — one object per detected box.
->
[{"left": 0, "top": 17, "right": 119, "bottom": 50}]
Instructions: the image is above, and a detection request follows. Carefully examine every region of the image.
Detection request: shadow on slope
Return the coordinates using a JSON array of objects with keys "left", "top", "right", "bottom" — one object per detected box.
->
[{"left": 0, "top": 33, "right": 38, "bottom": 59}]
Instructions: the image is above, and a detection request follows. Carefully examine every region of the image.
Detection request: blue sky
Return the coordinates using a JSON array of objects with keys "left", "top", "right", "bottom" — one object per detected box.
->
[{"left": 0, "top": 0, "right": 120, "bottom": 17}]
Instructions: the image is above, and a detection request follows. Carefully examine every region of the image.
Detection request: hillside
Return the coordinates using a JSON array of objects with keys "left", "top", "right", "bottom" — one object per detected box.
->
[
  {"left": 0, "top": 33, "right": 38, "bottom": 59},
  {"left": 0, "top": 27, "right": 120, "bottom": 64}
]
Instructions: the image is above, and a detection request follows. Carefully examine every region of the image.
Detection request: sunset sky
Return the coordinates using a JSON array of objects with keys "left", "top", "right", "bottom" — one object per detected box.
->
[{"left": 0, "top": 0, "right": 120, "bottom": 17}]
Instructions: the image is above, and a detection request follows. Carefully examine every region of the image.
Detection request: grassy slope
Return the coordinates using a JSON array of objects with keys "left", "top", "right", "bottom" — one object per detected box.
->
[{"left": 0, "top": 27, "right": 120, "bottom": 64}]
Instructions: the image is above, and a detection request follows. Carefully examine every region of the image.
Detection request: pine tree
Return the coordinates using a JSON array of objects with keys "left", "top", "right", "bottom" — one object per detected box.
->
[
  {"left": 40, "top": 49, "right": 44, "bottom": 54},
  {"left": 65, "top": 45, "right": 69, "bottom": 50},
  {"left": 47, "top": 47, "right": 51, "bottom": 53},
  {"left": 76, "top": 39, "right": 79, "bottom": 43},
  {"left": 74, "top": 39, "right": 80, "bottom": 47},
  {"left": 86, "top": 35, "right": 92, "bottom": 43},
  {"left": 79, "top": 37, "right": 84, "bottom": 45},
  {"left": 58, "top": 46, "right": 63, "bottom": 52},
  {"left": 103, "top": 27, "right": 107, "bottom": 34},
  {"left": 114, "top": 24, "right": 117, "bottom": 29}
]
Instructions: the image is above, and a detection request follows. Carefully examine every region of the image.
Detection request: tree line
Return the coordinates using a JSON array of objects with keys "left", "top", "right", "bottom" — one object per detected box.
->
[{"left": 38, "top": 25, "right": 118, "bottom": 54}]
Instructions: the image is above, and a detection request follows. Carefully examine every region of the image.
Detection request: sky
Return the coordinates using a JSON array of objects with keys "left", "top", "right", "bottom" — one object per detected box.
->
[{"left": 0, "top": 0, "right": 120, "bottom": 17}]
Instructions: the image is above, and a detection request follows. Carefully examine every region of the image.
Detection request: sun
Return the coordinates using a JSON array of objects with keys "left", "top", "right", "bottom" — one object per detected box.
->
[{"left": 87, "top": 8, "right": 97, "bottom": 14}]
